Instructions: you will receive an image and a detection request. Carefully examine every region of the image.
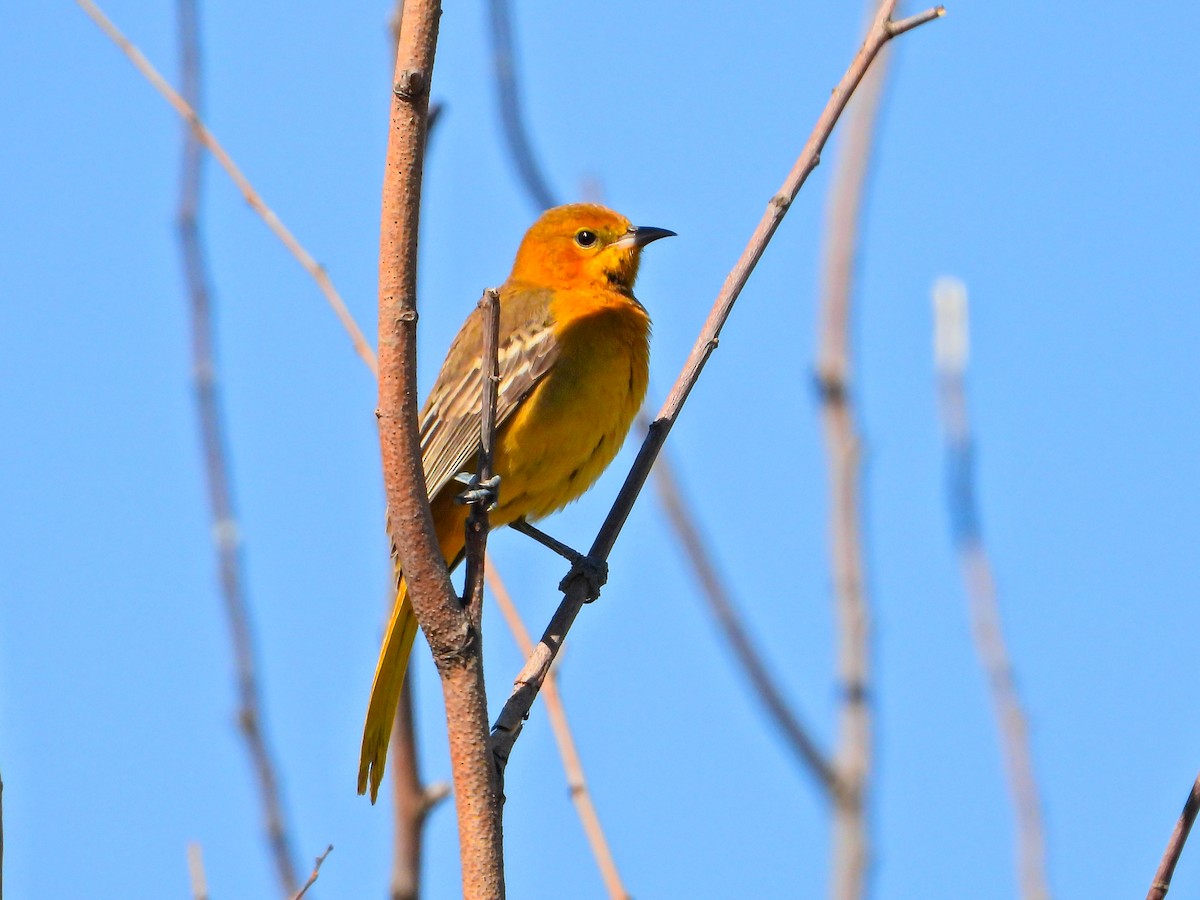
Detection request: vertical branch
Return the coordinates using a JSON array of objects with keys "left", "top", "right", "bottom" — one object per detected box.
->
[
  {"left": 389, "top": 677, "right": 431, "bottom": 900},
  {"left": 1147, "top": 773, "right": 1200, "bottom": 900},
  {"left": 815, "top": 4, "right": 897, "bottom": 895},
  {"left": 649, "top": 435, "right": 837, "bottom": 793},
  {"left": 486, "top": 566, "right": 630, "bottom": 900},
  {"left": 385, "top": 15, "right": 443, "bottom": 897},
  {"left": 1, "top": 770, "right": 5, "bottom": 900},
  {"left": 486, "top": 0, "right": 557, "bottom": 211},
  {"left": 176, "top": 1, "right": 299, "bottom": 893},
  {"left": 934, "top": 278, "right": 1052, "bottom": 900},
  {"left": 379, "top": 4, "right": 506, "bottom": 897}
]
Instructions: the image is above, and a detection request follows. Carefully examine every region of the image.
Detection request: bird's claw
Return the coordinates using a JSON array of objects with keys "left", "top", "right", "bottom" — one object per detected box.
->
[
  {"left": 559, "top": 554, "right": 608, "bottom": 602},
  {"left": 454, "top": 472, "right": 501, "bottom": 510}
]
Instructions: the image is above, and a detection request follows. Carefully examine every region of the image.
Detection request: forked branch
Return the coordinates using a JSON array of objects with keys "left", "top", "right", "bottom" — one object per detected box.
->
[{"left": 490, "top": 0, "right": 944, "bottom": 772}]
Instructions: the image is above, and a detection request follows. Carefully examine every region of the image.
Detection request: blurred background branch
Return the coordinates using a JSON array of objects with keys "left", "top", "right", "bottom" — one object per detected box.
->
[
  {"left": 487, "top": 566, "right": 630, "bottom": 900},
  {"left": 649, "top": 431, "right": 838, "bottom": 794},
  {"left": 75, "top": 0, "right": 376, "bottom": 375},
  {"left": 174, "top": 0, "right": 299, "bottom": 892},
  {"left": 814, "top": 4, "right": 895, "bottom": 894},
  {"left": 933, "top": 277, "right": 1051, "bottom": 900},
  {"left": 487, "top": 0, "right": 557, "bottom": 212}
]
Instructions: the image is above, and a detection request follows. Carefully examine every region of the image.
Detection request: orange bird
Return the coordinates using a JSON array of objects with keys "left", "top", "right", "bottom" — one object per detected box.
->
[{"left": 359, "top": 203, "right": 673, "bottom": 800}]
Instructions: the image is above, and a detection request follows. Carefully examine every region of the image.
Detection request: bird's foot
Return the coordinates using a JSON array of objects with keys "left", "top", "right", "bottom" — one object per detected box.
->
[
  {"left": 559, "top": 554, "right": 608, "bottom": 602},
  {"left": 509, "top": 518, "right": 607, "bottom": 602},
  {"left": 454, "top": 472, "right": 501, "bottom": 510}
]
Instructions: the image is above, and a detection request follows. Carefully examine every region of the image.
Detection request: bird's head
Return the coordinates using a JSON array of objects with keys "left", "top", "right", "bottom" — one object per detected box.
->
[{"left": 508, "top": 203, "right": 674, "bottom": 295}]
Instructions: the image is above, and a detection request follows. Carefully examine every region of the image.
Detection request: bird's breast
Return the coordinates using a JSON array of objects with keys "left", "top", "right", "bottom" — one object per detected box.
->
[{"left": 491, "top": 299, "right": 650, "bottom": 524}]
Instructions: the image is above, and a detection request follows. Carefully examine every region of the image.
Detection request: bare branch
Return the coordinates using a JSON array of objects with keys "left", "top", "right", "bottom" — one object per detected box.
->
[
  {"left": 1148, "top": 773, "right": 1200, "bottom": 900},
  {"left": 486, "top": 564, "right": 630, "bottom": 900},
  {"left": 174, "top": 0, "right": 299, "bottom": 892},
  {"left": 379, "top": 3, "right": 505, "bottom": 896},
  {"left": 461, "top": 289, "right": 502, "bottom": 631},
  {"left": 814, "top": 3, "right": 906, "bottom": 895},
  {"left": 934, "top": 278, "right": 1051, "bottom": 900},
  {"left": 186, "top": 843, "right": 209, "bottom": 900},
  {"left": 490, "top": 0, "right": 942, "bottom": 775},
  {"left": 486, "top": 0, "right": 557, "bottom": 211},
  {"left": 75, "top": 0, "right": 376, "bottom": 375},
  {"left": 389, "top": 677, "right": 427, "bottom": 900},
  {"left": 649, "top": 436, "right": 838, "bottom": 792},
  {"left": 291, "top": 845, "right": 333, "bottom": 900}
]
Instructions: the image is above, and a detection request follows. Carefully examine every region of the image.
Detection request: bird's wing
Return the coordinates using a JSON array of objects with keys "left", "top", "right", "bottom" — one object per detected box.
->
[{"left": 419, "top": 287, "right": 559, "bottom": 500}]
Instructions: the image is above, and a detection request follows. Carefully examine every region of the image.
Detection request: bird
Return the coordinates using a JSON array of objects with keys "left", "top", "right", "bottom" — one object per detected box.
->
[{"left": 359, "top": 203, "right": 674, "bottom": 801}]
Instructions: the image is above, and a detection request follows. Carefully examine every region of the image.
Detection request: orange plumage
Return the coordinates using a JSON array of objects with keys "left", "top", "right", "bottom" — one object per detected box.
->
[{"left": 359, "top": 203, "right": 673, "bottom": 800}]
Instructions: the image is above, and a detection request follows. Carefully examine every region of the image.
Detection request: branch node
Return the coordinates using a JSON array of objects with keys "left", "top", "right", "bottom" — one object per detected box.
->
[
  {"left": 814, "top": 369, "right": 848, "bottom": 405},
  {"left": 559, "top": 555, "right": 608, "bottom": 601},
  {"left": 770, "top": 193, "right": 791, "bottom": 211},
  {"left": 394, "top": 68, "right": 428, "bottom": 101},
  {"left": 398, "top": 308, "right": 419, "bottom": 323}
]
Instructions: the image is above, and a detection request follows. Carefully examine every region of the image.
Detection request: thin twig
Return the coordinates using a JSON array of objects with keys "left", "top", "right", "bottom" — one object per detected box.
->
[
  {"left": 649, "top": 434, "right": 838, "bottom": 794},
  {"left": 186, "top": 843, "right": 209, "bottom": 900},
  {"left": 934, "top": 278, "right": 1051, "bottom": 900},
  {"left": 461, "top": 289, "right": 502, "bottom": 630},
  {"left": 291, "top": 845, "right": 333, "bottom": 900},
  {"left": 390, "top": 677, "right": 426, "bottom": 900},
  {"left": 1148, "top": 773, "right": 1200, "bottom": 900},
  {"left": 486, "top": 565, "right": 630, "bottom": 900},
  {"left": 486, "top": 0, "right": 557, "bottom": 211},
  {"left": 175, "top": 0, "right": 299, "bottom": 893},
  {"left": 490, "top": 0, "right": 944, "bottom": 775},
  {"left": 485, "top": 0, "right": 834, "bottom": 796},
  {"left": 815, "top": 2, "right": 907, "bottom": 895},
  {"left": 379, "top": 4, "right": 506, "bottom": 897},
  {"left": 75, "top": 0, "right": 376, "bottom": 375}
]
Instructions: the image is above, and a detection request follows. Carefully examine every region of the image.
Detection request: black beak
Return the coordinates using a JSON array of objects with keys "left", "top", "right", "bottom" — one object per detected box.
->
[
  {"left": 631, "top": 225, "right": 676, "bottom": 248},
  {"left": 614, "top": 225, "right": 676, "bottom": 250}
]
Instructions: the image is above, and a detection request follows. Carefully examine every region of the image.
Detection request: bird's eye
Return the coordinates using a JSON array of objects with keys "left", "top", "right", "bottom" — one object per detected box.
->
[{"left": 574, "top": 229, "right": 598, "bottom": 248}]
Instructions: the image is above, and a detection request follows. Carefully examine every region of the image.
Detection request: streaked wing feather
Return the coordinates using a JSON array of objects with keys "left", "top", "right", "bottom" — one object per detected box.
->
[{"left": 419, "top": 316, "right": 558, "bottom": 500}]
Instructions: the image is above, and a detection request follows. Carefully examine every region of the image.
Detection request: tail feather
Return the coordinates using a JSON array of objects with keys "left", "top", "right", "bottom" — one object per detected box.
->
[{"left": 358, "top": 580, "right": 420, "bottom": 802}]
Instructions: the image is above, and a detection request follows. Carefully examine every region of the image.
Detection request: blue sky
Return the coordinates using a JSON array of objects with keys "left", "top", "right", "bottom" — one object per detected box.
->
[{"left": 3, "top": 2, "right": 1199, "bottom": 897}]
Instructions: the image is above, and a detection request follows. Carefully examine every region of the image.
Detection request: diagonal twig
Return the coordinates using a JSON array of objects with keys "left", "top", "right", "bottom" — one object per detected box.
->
[
  {"left": 291, "top": 845, "right": 333, "bottom": 900},
  {"left": 486, "top": 0, "right": 835, "bottom": 796},
  {"left": 489, "top": 0, "right": 945, "bottom": 774},
  {"left": 486, "top": 565, "right": 630, "bottom": 900},
  {"left": 76, "top": 0, "right": 377, "bottom": 376},
  {"left": 175, "top": 0, "right": 299, "bottom": 892},
  {"left": 1147, "top": 773, "right": 1200, "bottom": 900},
  {"left": 934, "top": 278, "right": 1051, "bottom": 900}
]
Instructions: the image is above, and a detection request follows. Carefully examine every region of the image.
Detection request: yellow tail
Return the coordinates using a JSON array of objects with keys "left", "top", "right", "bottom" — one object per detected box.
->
[{"left": 358, "top": 579, "right": 421, "bottom": 802}]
